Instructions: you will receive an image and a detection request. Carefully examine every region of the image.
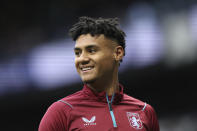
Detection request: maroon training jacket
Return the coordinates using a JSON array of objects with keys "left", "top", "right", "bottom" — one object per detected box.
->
[{"left": 39, "top": 84, "right": 160, "bottom": 131}]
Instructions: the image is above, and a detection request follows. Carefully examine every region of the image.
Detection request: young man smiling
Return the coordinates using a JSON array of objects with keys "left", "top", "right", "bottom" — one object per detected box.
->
[{"left": 39, "top": 17, "right": 160, "bottom": 131}]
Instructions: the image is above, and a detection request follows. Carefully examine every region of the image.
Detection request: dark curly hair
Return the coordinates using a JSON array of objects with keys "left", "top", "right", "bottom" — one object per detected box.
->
[{"left": 69, "top": 16, "right": 126, "bottom": 59}]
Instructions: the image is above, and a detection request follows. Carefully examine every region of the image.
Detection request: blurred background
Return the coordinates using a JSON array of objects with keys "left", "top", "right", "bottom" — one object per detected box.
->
[{"left": 1, "top": 0, "right": 197, "bottom": 130}]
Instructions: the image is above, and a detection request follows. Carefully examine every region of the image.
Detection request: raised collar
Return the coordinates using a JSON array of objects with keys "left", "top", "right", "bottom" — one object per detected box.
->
[{"left": 82, "top": 84, "right": 124, "bottom": 104}]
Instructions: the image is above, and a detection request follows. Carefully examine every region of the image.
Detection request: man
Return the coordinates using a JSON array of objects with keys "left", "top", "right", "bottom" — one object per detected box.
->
[{"left": 39, "top": 16, "right": 160, "bottom": 131}]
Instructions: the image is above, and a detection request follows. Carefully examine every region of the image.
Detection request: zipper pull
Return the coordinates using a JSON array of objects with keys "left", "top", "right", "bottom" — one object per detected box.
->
[
  {"left": 106, "top": 93, "right": 117, "bottom": 128},
  {"left": 108, "top": 101, "right": 113, "bottom": 111}
]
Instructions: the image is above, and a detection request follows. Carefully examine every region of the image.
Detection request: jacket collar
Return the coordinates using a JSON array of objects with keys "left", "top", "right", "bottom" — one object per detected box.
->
[{"left": 82, "top": 83, "right": 124, "bottom": 104}]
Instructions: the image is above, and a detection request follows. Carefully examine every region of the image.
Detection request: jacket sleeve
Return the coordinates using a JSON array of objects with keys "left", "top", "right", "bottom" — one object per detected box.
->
[
  {"left": 38, "top": 101, "right": 71, "bottom": 131},
  {"left": 146, "top": 104, "right": 160, "bottom": 131}
]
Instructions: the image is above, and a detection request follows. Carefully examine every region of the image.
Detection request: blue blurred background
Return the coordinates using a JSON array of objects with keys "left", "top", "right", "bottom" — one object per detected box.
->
[{"left": 1, "top": 0, "right": 197, "bottom": 130}]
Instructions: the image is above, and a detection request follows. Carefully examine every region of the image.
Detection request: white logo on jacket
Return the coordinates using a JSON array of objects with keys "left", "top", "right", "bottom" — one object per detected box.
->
[{"left": 82, "top": 116, "right": 96, "bottom": 126}]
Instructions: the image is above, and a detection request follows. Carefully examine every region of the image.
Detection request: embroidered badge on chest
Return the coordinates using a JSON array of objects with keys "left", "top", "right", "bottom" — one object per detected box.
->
[
  {"left": 127, "top": 112, "right": 143, "bottom": 129},
  {"left": 82, "top": 116, "right": 96, "bottom": 126}
]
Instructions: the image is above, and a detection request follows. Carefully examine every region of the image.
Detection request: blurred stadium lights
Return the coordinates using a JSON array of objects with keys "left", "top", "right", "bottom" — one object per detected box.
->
[
  {"left": 162, "top": 10, "right": 197, "bottom": 67},
  {"left": 120, "top": 3, "right": 164, "bottom": 70},
  {"left": 28, "top": 39, "right": 80, "bottom": 89},
  {"left": 159, "top": 112, "right": 197, "bottom": 131},
  {"left": 0, "top": 58, "right": 29, "bottom": 95},
  {"left": 189, "top": 5, "right": 197, "bottom": 44}
]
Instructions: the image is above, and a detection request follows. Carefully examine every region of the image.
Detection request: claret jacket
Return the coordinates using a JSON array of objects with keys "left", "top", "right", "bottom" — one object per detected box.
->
[{"left": 39, "top": 84, "right": 160, "bottom": 131}]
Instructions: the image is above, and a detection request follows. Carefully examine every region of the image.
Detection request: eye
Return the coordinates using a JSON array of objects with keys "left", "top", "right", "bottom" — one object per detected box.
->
[
  {"left": 74, "top": 51, "right": 81, "bottom": 57},
  {"left": 88, "top": 48, "right": 96, "bottom": 53}
]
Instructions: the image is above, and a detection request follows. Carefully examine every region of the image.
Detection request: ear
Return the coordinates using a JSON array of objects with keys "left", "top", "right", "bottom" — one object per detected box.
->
[{"left": 114, "top": 46, "right": 124, "bottom": 62}]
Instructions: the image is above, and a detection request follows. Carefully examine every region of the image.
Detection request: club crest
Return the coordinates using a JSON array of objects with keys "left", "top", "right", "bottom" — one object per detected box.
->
[{"left": 127, "top": 112, "right": 143, "bottom": 129}]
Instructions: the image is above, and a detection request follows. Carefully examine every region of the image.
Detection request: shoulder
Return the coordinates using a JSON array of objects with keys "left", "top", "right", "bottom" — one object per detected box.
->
[
  {"left": 122, "top": 94, "right": 158, "bottom": 115},
  {"left": 59, "top": 90, "right": 85, "bottom": 106},
  {"left": 123, "top": 94, "right": 157, "bottom": 112},
  {"left": 143, "top": 104, "right": 160, "bottom": 131},
  {"left": 122, "top": 94, "right": 146, "bottom": 109},
  {"left": 40, "top": 101, "right": 72, "bottom": 123},
  {"left": 47, "top": 89, "right": 84, "bottom": 112},
  {"left": 47, "top": 100, "right": 73, "bottom": 114},
  {"left": 38, "top": 101, "right": 72, "bottom": 131},
  {"left": 142, "top": 103, "right": 158, "bottom": 119},
  {"left": 38, "top": 90, "right": 84, "bottom": 131},
  {"left": 123, "top": 94, "right": 144, "bottom": 104}
]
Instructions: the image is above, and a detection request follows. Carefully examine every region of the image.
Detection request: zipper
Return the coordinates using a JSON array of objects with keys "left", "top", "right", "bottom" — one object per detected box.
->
[{"left": 106, "top": 93, "right": 117, "bottom": 128}]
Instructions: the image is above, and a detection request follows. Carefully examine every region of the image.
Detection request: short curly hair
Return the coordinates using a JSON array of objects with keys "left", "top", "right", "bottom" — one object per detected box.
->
[{"left": 69, "top": 16, "right": 126, "bottom": 58}]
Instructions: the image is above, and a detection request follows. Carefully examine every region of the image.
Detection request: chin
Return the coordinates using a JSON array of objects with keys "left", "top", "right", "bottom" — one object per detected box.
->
[{"left": 82, "top": 78, "right": 96, "bottom": 84}]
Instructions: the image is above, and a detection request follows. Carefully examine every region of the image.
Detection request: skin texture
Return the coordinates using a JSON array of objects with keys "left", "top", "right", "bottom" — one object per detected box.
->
[{"left": 74, "top": 34, "right": 124, "bottom": 96}]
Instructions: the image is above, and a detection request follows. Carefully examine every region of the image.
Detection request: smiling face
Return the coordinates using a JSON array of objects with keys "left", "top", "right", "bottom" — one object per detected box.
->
[{"left": 74, "top": 34, "right": 120, "bottom": 84}]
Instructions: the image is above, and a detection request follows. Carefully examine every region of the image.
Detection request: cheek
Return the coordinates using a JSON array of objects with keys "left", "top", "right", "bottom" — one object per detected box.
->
[
  {"left": 97, "top": 55, "right": 114, "bottom": 68},
  {"left": 74, "top": 59, "right": 79, "bottom": 70}
]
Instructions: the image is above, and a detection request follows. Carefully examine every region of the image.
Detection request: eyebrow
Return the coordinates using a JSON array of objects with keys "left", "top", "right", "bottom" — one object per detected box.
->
[
  {"left": 74, "top": 47, "right": 80, "bottom": 51},
  {"left": 74, "top": 45, "right": 99, "bottom": 51}
]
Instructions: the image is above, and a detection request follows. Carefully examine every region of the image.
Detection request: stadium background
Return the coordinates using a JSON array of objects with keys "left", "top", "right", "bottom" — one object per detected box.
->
[{"left": 1, "top": 0, "right": 197, "bottom": 130}]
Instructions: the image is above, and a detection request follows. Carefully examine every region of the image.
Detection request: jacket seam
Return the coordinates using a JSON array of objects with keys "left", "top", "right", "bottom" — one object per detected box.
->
[
  {"left": 142, "top": 102, "right": 147, "bottom": 111},
  {"left": 58, "top": 100, "right": 74, "bottom": 109}
]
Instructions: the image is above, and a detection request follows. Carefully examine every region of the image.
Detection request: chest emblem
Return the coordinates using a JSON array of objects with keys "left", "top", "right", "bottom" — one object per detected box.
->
[
  {"left": 127, "top": 112, "right": 143, "bottom": 129},
  {"left": 82, "top": 116, "right": 96, "bottom": 126}
]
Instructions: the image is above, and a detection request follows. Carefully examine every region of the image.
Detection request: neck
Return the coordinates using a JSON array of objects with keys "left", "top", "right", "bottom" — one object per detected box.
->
[
  {"left": 87, "top": 67, "right": 119, "bottom": 96},
  {"left": 87, "top": 79, "right": 119, "bottom": 96}
]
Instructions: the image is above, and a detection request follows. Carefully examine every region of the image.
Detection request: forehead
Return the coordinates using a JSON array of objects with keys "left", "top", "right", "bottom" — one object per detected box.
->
[{"left": 75, "top": 34, "right": 116, "bottom": 48}]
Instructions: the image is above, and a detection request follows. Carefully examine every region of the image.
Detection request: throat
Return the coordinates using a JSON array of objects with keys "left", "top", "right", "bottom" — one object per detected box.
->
[
  {"left": 86, "top": 81, "right": 119, "bottom": 96},
  {"left": 106, "top": 86, "right": 119, "bottom": 96}
]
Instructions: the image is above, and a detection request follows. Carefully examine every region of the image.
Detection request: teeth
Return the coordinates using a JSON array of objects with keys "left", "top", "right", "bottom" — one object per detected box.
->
[{"left": 81, "top": 67, "right": 93, "bottom": 71}]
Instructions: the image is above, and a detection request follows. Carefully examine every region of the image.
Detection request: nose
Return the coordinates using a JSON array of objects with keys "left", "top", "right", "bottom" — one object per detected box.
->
[{"left": 76, "top": 52, "right": 90, "bottom": 65}]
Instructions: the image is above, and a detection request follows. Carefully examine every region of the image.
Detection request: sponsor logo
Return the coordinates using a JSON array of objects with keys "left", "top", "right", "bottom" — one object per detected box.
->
[
  {"left": 82, "top": 116, "right": 96, "bottom": 126},
  {"left": 127, "top": 112, "right": 143, "bottom": 129}
]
